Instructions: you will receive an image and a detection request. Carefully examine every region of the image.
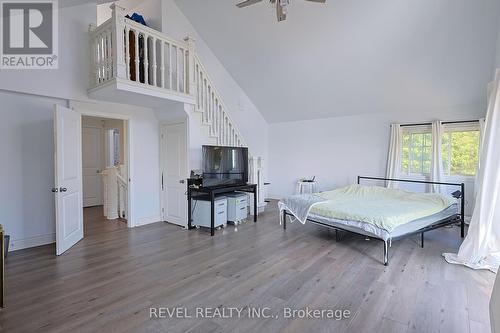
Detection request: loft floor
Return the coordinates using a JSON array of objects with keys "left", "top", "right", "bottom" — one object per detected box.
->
[{"left": 0, "top": 202, "right": 495, "bottom": 333}]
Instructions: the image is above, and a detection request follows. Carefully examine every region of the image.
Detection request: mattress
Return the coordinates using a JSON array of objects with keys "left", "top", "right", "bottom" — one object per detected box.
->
[
  {"left": 310, "top": 185, "right": 457, "bottom": 232},
  {"left": 307, "top": 203, "right": 459, "bottom": 241}
]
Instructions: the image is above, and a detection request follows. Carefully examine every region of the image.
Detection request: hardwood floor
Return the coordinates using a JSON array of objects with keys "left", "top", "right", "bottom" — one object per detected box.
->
[{"left": 0, "top": 202, "right": 495, "bottom": 333}]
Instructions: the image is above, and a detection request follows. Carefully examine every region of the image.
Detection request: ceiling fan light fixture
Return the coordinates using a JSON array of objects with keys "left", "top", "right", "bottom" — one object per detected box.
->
[{"left": 237, "top": 0, "right": 325, "bottom": 22}]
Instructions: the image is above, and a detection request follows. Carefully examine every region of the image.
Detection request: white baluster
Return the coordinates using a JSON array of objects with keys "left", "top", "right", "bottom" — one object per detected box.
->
[
  {"left": 196, "top": 65, "right": 200, "bottom": 110},
  {"left": 160, "top": 41, "right": 165, "bottom": 88},
  {"left": 152, "top": 37, "right": 157, "bottom": 87},
  {"left": 218, "top": 105, "right": 222, "bottom": 143},
  {"left": 134, "top": 31, "right": 139, "bottom": 82},
  {"left": 175, "top": 46, "right": 180, "bottom": 91},
  {"left": 204, "top": 80, "right": 208, "bottom": 123},
  {"left": 179, "top": 48, "right": 185, "bottom": 93},
  {"left": 207, "top": 86, "right": 212, "bottom": 127},
  {"left": 168, "top": 43, "right": 172, "bottom": 89},
  {"left": 124, "top": 26, "right": 130, "bottom": 80},
  {"left": 106, "top": 29, "right": 112, "bottom": 80},
  {"left": 144, "top": 34, "right": 149, "bottom": 85},
  {"left": 214, "top": 97, "right": 219, "bottom": 136}
]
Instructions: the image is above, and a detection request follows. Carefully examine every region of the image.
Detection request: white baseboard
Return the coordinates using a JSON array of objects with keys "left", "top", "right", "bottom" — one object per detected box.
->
[
  {"left": 135, "top": 215, "right": 162, "bottom": 227},
  {"left": 9, "top": 233, "right": 55, "bottom": 251}
]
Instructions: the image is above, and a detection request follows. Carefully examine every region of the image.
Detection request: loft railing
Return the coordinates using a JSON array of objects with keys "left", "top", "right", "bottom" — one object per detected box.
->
[
  {"left": 89, "top": 4, "right": 245, "bottom": 148},
  {"left": 89, "top": 4, "right": 194, "bottom": 100}
]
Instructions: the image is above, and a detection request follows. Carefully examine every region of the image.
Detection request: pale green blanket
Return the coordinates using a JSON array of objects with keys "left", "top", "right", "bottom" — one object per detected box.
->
[{"left": 310, "top": 185, "right": 457, "bottom": 232}]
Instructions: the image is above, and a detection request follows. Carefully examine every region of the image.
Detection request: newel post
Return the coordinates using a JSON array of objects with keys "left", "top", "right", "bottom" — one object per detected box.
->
[
  {"left": 111, "top": 3, "right": 127, "bottom": 79},
  {"left": 88, "top": 24, "right": 97, "bottom": 87},
  {"left": 184, "top": 36, "right": 196, "bottom": 96}
]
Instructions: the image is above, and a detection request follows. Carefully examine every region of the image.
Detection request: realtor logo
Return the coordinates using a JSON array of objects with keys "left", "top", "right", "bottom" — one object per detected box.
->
[{"left": 1, "top": 0, "right": 58, "bottom": 69}]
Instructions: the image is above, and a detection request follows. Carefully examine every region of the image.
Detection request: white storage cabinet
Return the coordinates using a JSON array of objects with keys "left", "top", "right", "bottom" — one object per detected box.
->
[
  {"left": 227, "top": 193, "right": 248, "bottom": 224},
  {"left": 192, "top": 196, "right": 227, "bottom": 228}
]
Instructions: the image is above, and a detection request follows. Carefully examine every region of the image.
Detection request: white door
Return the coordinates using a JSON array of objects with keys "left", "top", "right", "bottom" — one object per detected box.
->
[
  {"left": 161, "top": 123, "right": 188, "bottom": 226},
  {"left": 54, "top": 105, "right": 84, "bottom": 255},
  {"left": 82, "top": 126, "right": 102, "bottom": 207}
]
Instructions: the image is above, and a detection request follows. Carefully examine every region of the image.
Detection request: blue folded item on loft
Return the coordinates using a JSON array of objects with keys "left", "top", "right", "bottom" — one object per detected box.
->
[{"left": 126, "top": 12, "right": 147, "bottom": 26}]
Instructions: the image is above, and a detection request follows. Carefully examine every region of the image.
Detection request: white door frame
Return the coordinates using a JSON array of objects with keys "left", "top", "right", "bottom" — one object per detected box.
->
[
  {"left": 160, "top": 120, "right": 189, "bottom": 227},
  {"left": 76, "top": 109, "right": 133, "bottom": 228},
  {"left": 82, "top": 123, "right": 103, "bottom": 207}
]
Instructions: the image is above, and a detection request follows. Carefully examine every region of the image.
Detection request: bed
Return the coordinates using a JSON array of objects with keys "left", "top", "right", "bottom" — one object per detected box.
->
[{"left": 279, "top": 176, "right": 465, "bottom": 266}]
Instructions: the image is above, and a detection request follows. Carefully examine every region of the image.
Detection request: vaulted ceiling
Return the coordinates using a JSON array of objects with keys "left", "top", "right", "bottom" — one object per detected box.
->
[{"left": 174, "top": 0, "right": 500, "bottom": 123}]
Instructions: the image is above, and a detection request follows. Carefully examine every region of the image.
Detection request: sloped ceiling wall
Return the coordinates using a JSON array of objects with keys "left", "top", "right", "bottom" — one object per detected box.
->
[{"left": 174, "top": 0, "right": 500, "bottom": 123}]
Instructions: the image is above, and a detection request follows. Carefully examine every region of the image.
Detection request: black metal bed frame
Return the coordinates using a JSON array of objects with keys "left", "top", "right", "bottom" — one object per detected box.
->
[{"left": 282, "top": 176, "right": 465, "bottom": 266}]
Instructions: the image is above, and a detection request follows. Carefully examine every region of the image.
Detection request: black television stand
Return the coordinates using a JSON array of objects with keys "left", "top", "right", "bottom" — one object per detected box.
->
[{"left": 187, "top": 179, "right": 258, "bottom": 236}]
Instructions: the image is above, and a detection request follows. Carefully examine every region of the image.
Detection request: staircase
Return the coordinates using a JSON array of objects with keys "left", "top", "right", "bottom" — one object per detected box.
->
[{"left": 192, "top": 55, "right": 246, "bottom": 147}]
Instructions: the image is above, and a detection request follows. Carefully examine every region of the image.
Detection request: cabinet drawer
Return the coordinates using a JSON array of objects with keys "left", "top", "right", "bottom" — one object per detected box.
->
[
  {"left": 216, "top": 209, "right": 227, "bottom": 225},
  {"left": 216, "top": 202, "right": 226, "bottom": 214}
]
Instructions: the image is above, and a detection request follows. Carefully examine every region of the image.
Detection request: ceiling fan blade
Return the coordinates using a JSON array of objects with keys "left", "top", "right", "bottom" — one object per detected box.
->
[
  {"left": 305, "top": 0, "right": 326, "bottom": 2},
  {"left": 276, "top": 2, "right": 287, "bottom": 21},
  {"left": 236, "top": 0, "right": 264, "bottom": 8}
]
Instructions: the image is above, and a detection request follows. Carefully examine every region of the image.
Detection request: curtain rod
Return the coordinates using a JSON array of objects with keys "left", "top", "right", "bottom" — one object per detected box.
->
[{"left": 400, "top": 120, "right": 479, "bottom": 127}]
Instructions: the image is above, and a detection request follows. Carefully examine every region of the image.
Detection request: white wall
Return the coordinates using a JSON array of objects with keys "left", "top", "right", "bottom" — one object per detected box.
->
[
  {"left": 0, "top": 2, "right": 95, "bottom": 101},
  {"left": 269, "top": 107, "right": 487, "bottom": 208},
  {"left": 495, "top": 12, "right": 500, "bottom": 69},
  {"left": 0, "top": 91, "right": 66, "bottom": 250}
]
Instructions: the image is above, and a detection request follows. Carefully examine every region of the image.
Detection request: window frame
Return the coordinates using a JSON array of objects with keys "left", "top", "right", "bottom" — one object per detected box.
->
[
  {"left": 441, "top": 123, "right": 480, "bottom": 179},
  {"left": 400, "top": 125, "right": 432, "bottom": 178}
]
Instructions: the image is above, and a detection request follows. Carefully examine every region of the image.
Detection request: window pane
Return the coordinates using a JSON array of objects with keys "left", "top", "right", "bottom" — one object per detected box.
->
[
  {"left": 412, "top": 133, "right": 423, "bottom": 147},
  {"left": 402, "top": 133, "right": 410, "bottom": 146},
  {"left": 410, "top": 139, "right": 423, "bottom": 174},
  {"left": 401, "top": 133, "right": 410, "bottom": 174},
  {"left": 411, "top": 159, "right": 422, "bottom": 174},
  {"left": 442, "top": 133, "right": 450, "bottom": 175},
  {"left": 424, "top": 133, "right": 432, "bottom": 147},
  {"left": 449, "top": 131, "right": 480, "bottom": 176},
  {"left": 423, "top": 160, "right": 431, "bottom": 174},
  {"left": 402, "top": 147, "right": 409, "bottom": 174}
]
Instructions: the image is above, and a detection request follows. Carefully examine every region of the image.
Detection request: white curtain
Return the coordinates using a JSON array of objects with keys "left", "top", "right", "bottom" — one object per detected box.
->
[
  {"left": 443, "top": 70, "right": 500, "bottom": 273},
  {"left": 475, "top": 117, "right": 486, "bottom": 198},
  {"left": 479, "top": 117, "right": 486, "bottom": 149},
  {"left": 386, "top": 124, "right": 401, "bottom": 188},
  {"left": 430, "top": 121, "right": 443, "bottom": 193}
]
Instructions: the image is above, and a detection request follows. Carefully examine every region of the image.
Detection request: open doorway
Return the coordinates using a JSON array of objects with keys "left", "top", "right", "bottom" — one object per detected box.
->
[{"left": 82, "top": 116, "right": 129, "bottom": 236}]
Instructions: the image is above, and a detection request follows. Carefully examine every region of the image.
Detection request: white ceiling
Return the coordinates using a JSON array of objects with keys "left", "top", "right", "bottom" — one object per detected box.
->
[{"left": 174, "top": 0, "right": 500, "bottom": 123}]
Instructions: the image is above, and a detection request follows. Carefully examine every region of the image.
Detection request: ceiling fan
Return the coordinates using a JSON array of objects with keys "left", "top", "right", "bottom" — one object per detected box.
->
[{"left": 236, "top": 0, "right": 326, "bottom": 22}]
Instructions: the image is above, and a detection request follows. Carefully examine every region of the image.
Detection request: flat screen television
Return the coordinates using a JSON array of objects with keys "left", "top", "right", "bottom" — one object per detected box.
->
[{"left": 202, "top": 145, "right": 248, "bottom": 188}]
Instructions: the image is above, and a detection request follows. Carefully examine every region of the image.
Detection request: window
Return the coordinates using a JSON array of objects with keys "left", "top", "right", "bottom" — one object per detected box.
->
[
  {"left": 442, "top": 128, "right": 480, "bottom": 177},
  {"left": 401, "top": 130, "right": 432, "bottom": 176},
  {"left": 400, "top": 124, "right": 480, "bottom": 178}
]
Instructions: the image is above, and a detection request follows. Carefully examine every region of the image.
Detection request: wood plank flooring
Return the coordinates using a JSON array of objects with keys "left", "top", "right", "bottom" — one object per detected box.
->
[{"left": 0, "top": 202, "right": 495, "bottom": 333}]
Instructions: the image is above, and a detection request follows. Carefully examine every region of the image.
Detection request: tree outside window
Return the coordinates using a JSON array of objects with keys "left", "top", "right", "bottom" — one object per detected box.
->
[{"left": 401, "top": 126, "right": 480, "bottom": 177}]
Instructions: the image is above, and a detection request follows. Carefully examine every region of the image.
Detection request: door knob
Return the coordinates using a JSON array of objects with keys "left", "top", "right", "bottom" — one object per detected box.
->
[
  {"left": 179, "top": 180, "right": 185, "bottom": 184},
  {"left": 59, "top": 187, "right": 67, "bottom": 192},
  {"left": 96, "top": 169, "right": 100, "bottom": 173},
  {"left": 51, "top": 188, "right": 58, "bottom": 193}
]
